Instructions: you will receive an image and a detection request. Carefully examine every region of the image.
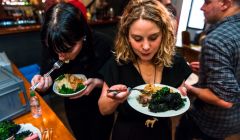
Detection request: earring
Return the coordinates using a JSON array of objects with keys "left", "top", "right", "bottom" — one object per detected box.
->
[{"left": 83, "top": 35, "right": 87, "bottom": 41}]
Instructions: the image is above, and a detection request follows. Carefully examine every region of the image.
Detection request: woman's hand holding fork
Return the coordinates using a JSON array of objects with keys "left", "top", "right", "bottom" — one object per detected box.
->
[{"left": 31, "top": 75, "right": 53, "bottom": 92}]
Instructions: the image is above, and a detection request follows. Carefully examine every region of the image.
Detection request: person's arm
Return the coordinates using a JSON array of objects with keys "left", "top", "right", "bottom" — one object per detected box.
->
[
  {"left": 98, "top": 82, "right": 129, "bottom": 115},
  {"left": 199, "top": 38, "right": 240, "bottom": 104},
  {"left": 189, "top": 61, "right": 199, "bottom": 74},
  {"left": 184, "top": 83, "right": 233, "bottom": 108}
]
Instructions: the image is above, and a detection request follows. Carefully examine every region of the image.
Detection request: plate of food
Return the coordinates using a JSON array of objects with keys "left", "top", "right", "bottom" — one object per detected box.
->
[
  {"left": 0, "top": 120, "right": 41, "bottom": 140},
  {"left": 127, "top": 84, "right": 190, "bottom": 117},
  {"left": 185, "top": 73, "right": 199, "bottom": 85},
  {"left": 17, "top": 123, "right": 42, "bottom": 140},
  {"left": 53, "top": 74, "right": 87, "bottom": 97}
]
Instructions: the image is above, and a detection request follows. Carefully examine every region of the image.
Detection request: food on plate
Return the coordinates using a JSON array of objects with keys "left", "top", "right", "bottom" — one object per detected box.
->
[
  {"left": 55, "top": 74, "right": 86, "bottom": 94},
  {"left": 143, "top": 84, "right": 162, "bottom": 93},
  {"left": 0, "top": 121, "right": 40, "bottom": 140},
  {"left": 138, "top": 93, "right": 151, "bottom": 107},
  {"left": 0, "top": 120, "right": 20, "bottom": 140},
  {"left": 137, "top": 84, "right": 186, "bottom": 112},
  {"left": 148, "top": 87, "right": 186, "bottom": 112},
  {"left": 64, "top": 60, "right": 70, "bottom": 63},
  {"left": 138, "top": 84, "right": 161, "bottom": 107}
]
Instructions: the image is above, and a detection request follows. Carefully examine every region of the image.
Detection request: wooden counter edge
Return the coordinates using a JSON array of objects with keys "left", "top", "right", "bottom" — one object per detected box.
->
[
  {"left": 12, "top": 64, "right": 75, "bottom": 140},
  {"left": 0, "top": 25, "right": 41, "bottom": 35}
]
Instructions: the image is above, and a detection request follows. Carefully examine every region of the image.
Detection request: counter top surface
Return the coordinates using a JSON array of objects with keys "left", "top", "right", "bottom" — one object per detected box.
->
[{"left": 12, "top": 64, "right": 75, "bottom": 140}]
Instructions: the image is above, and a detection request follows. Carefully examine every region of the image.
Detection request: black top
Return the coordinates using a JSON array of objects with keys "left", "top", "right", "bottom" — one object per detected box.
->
[
  {"left": 40, "top": 31, "right": 114, "bottom": 140},
  {"left": 100, "top": 54, "right": 192, "bottom": 140}
]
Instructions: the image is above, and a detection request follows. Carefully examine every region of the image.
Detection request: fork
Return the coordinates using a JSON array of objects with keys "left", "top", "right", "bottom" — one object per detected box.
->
[
  {"left": 30, "top": 60, "right": 64, "bottom": 91},
  {"left": 42, "top": 128, "right": 53, "bottom": 140},
  {"left": 107, "top": 87, "right": 150, "bottom": 95},
  {"left": 130, "top": 88, "right": 151, "bottom": 94}
]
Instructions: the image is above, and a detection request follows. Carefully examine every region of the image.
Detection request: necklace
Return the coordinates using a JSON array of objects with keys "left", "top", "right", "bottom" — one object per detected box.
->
[{"left": 136, "top": 60, "right": 156, "bottom": 84}]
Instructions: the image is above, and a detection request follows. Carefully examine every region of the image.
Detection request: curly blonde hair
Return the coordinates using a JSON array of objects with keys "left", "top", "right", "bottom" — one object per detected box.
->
[{"left": 115, "top": 0, "right": 176, "bottom": 67}]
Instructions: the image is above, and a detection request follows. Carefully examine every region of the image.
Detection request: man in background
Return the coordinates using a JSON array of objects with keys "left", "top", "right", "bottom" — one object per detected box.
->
[
  {"left": 175, "top": 0, "right": 240, "bottom": 139},
  {"left": 159, "top": 0, "right": 177, "bottom": 17}
]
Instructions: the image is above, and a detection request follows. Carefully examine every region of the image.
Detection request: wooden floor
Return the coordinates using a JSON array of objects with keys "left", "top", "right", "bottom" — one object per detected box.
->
[{"left": 47, "top": 94, "right": 240, "bottom": 140}]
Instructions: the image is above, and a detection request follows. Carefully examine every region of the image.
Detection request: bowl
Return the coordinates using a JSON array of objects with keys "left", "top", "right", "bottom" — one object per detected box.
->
[{"left": 53, "top": 74, "right": 87, "bottom": 97}]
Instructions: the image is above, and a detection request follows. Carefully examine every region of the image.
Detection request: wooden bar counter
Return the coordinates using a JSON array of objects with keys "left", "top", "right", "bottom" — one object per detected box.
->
[
  {"left": 88, "top": 17, "right": 119, "bottom": 26},
  {"left": 0, "top": 25, "right": 41, "bottom": 35},
  {"left": 12, "top": 64, "right": 75, "bottom": 140}
]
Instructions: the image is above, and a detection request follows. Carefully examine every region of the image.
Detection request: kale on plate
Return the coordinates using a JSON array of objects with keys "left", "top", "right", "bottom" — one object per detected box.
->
[
  {"left": 148, "top": 87, "right": 186, "bottom": 112},
  {"left": 0, "top": 120, "right": 20, "bottom": 140}
]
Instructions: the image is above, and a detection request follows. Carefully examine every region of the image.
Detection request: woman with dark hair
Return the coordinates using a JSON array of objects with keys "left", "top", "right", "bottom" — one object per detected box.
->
[{"left": 31, "top": 2, "right": 114, "bottom": 140}]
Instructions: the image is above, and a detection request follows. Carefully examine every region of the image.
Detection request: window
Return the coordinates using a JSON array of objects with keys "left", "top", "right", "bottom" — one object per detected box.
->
[
  {"left": 188, "top": 0, "right": 205, "bottom": 29},
  {"left": 176, "top": 0, "right": 205, "bottom": 47}
]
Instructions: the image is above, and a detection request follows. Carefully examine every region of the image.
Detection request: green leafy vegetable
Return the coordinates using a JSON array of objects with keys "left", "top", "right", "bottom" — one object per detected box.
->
[
  {"left": 59, "top": 84, "right": 86, "bottom": 94},
  {"left": 148, "top": 87, "right": 186, "bottom": 112},
  {"left": 76, "top": 84, "right": 85, "bottom": 91},
  {"left": 0, "top": 120, "right": 20, "bottom": 140},
  {"left": 59, "top": 84, "right": 75, "bottom": 94}
]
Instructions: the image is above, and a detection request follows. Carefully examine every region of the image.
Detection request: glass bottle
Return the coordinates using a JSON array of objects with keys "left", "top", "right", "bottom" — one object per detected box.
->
[
  {"left": 87, "top": 9, "right": 92, "bottom": 21},
  {"left": 29, "top": 91, "right": 42, "bottom": 118},
  {"left": 108, "top": 7, "right": 114, "bottom": 20}
]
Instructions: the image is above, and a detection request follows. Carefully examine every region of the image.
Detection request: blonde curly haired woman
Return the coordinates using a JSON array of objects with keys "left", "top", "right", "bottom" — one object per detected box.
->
[{"left": 98, "top": 0, "right": 192, "bottom": 140}]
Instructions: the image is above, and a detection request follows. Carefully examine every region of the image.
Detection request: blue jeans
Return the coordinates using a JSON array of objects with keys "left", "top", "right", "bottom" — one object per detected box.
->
[{"left": 175, "top": 113, "right": 224, "bottom": 140}]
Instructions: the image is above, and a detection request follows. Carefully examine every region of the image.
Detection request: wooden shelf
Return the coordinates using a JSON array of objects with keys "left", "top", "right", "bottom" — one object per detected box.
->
[
  {"left": 88, "top": 17, "right": 119, "bottom": 26},
  {"left": 0, "top": 24, "right": 41, "bottom": 35}
]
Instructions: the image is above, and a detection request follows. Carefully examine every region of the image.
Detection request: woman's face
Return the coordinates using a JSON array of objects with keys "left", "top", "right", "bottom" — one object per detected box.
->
[
  {"left": 128, "top": 19, "right": 162, "bottom": 62},
  {"left": 57, "top": 40, "right": 83, "bottom": 62}
]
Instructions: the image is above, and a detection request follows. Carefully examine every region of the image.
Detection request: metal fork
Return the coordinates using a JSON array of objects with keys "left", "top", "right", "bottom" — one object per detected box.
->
[
  {"left": 43, "top": 128, "right": 53, "bottom": 140},
  {"left": 107, "top": 87, "right": 150, "bottom": 95},
  {"left": 30, "top": 60, "right": 64, "bottom": 91},
  {"left": 130, "top": 88, "right": 151, "bottom": 94}
]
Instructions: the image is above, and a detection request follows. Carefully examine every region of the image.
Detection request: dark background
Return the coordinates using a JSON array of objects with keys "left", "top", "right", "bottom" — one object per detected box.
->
[
  {"left": 0, "top": 31, "right": 42, "bottom": 67},
  {"left": 0, "top": 23, "right": 117, "bottom": 68}
]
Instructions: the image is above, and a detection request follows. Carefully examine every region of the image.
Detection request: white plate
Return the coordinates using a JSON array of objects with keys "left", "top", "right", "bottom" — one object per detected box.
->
[
  {"left": 127, "top": 84, "right": 190, "bottom": 117},
  {"left": 185, "top": 73, "right": 199, "bottom": 85},
  {"left": 17, "top": 123, "right": 42, "bottom": 140},
  {"left": 53, "top": 74, "right": 87, "bottom": 97}
]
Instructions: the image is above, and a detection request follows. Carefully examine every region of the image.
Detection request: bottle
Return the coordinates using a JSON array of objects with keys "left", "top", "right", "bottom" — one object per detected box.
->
[
  {"left": 108, "top": 7, "right": 114, "bottom": 20},
  {"left": 87, "top": 9, "right": 92, "bottom": 21},
  {"left": 29, "top": 91, "right": 42, "bottom": 118}
]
